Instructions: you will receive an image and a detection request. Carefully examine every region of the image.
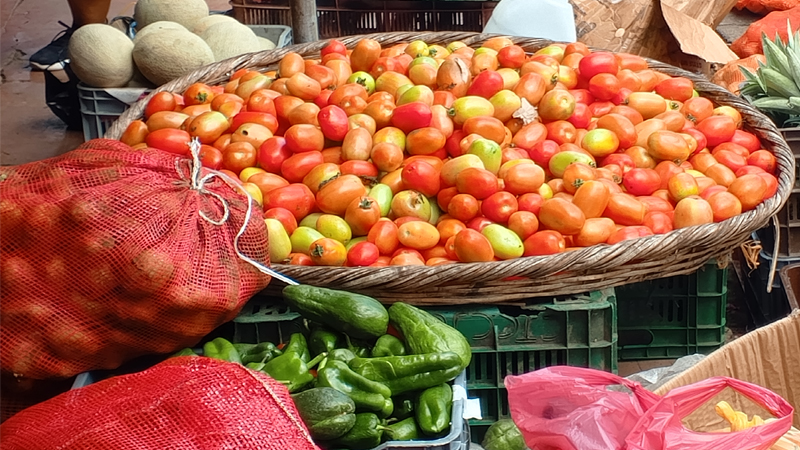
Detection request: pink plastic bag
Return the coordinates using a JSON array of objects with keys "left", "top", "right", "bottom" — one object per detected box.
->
[{"left": 506, "top": 366, "right": 794, "bottom": 450}]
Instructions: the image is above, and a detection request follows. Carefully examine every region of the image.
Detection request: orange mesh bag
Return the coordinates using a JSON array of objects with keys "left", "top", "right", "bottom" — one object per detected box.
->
[
  {"left": 736, "top": 0, "right": 800, "bottom": 15},
  {"left": 0, "top": 357, "right": 321, "bottom": 450},
  {"left": 0, "top": 139, "right": 271, "bottom": 380},
  {"left": 711, "top": 54, "right": 767, "bottom": 94},
  {"left": 731, "top": 6, "right": 800, "bottom": 57}
]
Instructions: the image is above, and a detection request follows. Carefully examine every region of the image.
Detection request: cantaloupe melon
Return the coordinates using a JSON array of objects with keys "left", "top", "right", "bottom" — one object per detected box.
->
[
  {"left": 133, "top": 20, "right": 187, "bottom": 44},
  {"left": 192, "top": 14, "right": 238, "bottom": 35},
  {"left": 133, "top": 29, "right": 214, "bottom": 86},
  {"left": 257, "top": 36, "right": 277, "bottom": 51},
  {"left": 199, "top": 22, "right": 261, "bottom": 61},
  {"left": 134, "top": 0, "right": 209, "bottom": 31},
  {"left": 67, "top": 24, "right": 135, "bottom": 88}
]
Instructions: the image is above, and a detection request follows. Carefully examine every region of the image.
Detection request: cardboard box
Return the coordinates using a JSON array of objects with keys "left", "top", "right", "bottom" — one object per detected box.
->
[
  {"left": 655, "top": 311, "right": 800, "bottom": 429},
  {"left": 571, "top": 0, "right": 740, "bottom": 76}
]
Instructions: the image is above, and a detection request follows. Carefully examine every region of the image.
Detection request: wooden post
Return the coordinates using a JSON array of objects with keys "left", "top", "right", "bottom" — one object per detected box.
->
[{"left": 290, "top": 0, "right": 319, "bottom": 43}]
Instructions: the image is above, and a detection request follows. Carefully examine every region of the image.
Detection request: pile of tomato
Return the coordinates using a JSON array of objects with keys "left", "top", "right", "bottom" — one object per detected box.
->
[{"left": 118, "top": 37, "right": 780, "bottom": 267}]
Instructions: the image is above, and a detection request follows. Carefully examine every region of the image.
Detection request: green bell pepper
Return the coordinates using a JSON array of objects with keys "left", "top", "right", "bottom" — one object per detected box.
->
[
  {"left": 292, "top": 387, "right": 357, "bottom": 441},
  {"left": 309, "top": 325, "right": 343, "bottom": 357},
  {"left": 203, "top": 337, "right": 242, "bottom": 364},
  {"left": 349, "top": 352, "right": 463, "bottom": 395},
  {"left": 326, "top": 348, "right": 357, "bottom": 366},
  {"left": 317, "top": 360, "right": 394, "bottom": 417},
  {"left": 481, "top": 418, "right": 527, "bottom": 450},
  {"left": 328, "top": 412, "right": 389, "bottom": 450},
  {"left": 172, "top": 348, "right": 198, "bottom": 357},
  {"left": 262, "top": 350, "right": 325, "bottom": 393},
  {"left": 371, "top": 334, "right": 407, "bottom": 357},
  {"left": 391, "top": 395, "right": 415, "bottom": 421},
  {"left": 234, "top": 342, "right": 282, "bottom": 365},
  {"left": 283, "top": 332, "right": 311, "bottom": 363},
  {"left": 384, "top": 416, "right": 420, "bottom": 441},
  {"left": 416, "top": 383, "right": 452, "bottom": 435}
]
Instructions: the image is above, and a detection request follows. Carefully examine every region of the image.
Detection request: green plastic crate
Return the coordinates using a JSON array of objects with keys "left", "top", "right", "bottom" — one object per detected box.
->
[
  {"left": 615, "top": 259, "right": 728, "bottom": 360},
  {"left": 421, "top": 289, "right": 617, "bottom": 442}
]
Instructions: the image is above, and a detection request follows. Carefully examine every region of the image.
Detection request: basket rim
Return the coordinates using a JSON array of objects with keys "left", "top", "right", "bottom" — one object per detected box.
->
[{"left": 104, "top": 31, "right": 796, "bottom": 300}]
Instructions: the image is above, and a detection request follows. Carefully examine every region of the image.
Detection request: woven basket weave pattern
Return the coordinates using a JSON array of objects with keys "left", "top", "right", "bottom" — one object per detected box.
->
[{"left": 106, "top": 31, "right": 796, "bottom": 304}]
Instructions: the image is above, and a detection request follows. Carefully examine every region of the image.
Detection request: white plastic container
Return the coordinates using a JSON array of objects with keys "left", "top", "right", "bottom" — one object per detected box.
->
[{"left": 483, "top": 0, "right": 577, "bottom": 42}]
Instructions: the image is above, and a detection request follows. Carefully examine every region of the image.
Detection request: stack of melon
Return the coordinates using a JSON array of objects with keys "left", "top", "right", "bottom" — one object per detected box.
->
[{"left": 68, "top": 0, "right": 276, "bottom": 88}]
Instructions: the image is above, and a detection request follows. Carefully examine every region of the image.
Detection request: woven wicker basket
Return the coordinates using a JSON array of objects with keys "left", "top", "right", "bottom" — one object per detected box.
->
[{"left": 106, "top": 31, "right": 795, "bottom": 305}]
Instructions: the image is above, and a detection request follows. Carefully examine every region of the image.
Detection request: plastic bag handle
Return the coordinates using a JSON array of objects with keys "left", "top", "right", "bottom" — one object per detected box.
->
[
  {"left": 626, "top": 376, "right": 795, "bottom": 450},
  {"left": 524, "top": 366, "right": 662, "bottom": 409}
]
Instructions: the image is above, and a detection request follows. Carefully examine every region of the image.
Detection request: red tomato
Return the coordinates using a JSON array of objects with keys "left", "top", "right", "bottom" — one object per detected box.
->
[
  {"left": 730, "top": 129, "right": 762, "bottom": 152},
  {"left": 317, "top": 105, "right": 349, "bottom": 141},
  {"left": 747, "top": 150, "right": 777, "bottom": 174},
  {"left": 696, "top": 115, "right": 736, "bottom": 147},
  {"left": 347, "top": 241, "right": 380, "bottom": 266},
  {"left": 447, "top": 193, "right": 480, "bottom": 222},
  {"left": 481, "top": 191, "right": 519, "bottom": 223},
  {"left": 578, "top": 52, "right": 619, "bottom": 80},
  {"left": 264, "top": 207, "right": 298, "bottom": 235},
  {"left": 345, "top": 196, "right": 382, "bottom": 236},
  {"left": 455, "top": 167, "right": 500, "bottom": 200},
  {"left": 607, "top": 225, "right": 654, "bottom": 245},
  {"left": 654, "top": 77, "right": 694, "bottom": 102},
  {"left": 198, "top": 145, "right": 223, "bottom": 170},
  {"left": 262, "top": 183, "right": 316, "bottom": 221},
  {"left": 229, "top": 111, "right": 279, "bottom": 134},
  {"left": 257, "top": 136, "right": 292, "bottom": 174},
  {"left": 321, "top": 39, "right": 347, "bottom": 57},
  {"left": 622, "top": 168, "right": 661, "bottom": 196},
  {"left": 144, "top": 91, "right": 178, "bottom": 119},
  {"left": 367, "top": 219, "right": 400, "bottom": 256},
  {"left": 466, "top": 70, "right": 504, "bottom": 99},
  {"left": 401, "top": 160, "right": 441, "bottom": 197},
  {"left": 642, "top": 210, "right": 674, "bottom": 234},
  {"left": 281, "top": 150, "right": 325, "bottom": 183},
  {"left": 391, "top": 102, "right": 432, "bottom": 133},
  {"left": 284, "top": 124, "right": 325, "bottom": 153},
  {"left": 588, "top": 73, "right": 621, "bottom": 101},
  {"left": 453, "top": 229, "right": 494, "bottom": 262},
  {"left": 316, "top": 174, "right": 369, "bottom": 215},
  {"left": 523, "top": 230, "right": 566, "bottom": 256},
  {"left": 145, "top": 128, "right": 191, "bottom": 156}
]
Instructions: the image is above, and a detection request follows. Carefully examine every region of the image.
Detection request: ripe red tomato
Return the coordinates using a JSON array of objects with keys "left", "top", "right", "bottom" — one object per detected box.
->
[
  {"left": 401, "top": 160, "right": 440, "bottom": 197},
  {"left": 367, "top": 219, "right": 400, "bottom": 256},
  {"left": 317, "top": 105, "right": 349, "bottom": 141},
  {"left": 481, "top": 191, "right": 519, "bottom": 223},
  {"left": 145, "top": 128, "right": 191, "bottom": 156},
  {"left": 281, "top": 151, "right": 325, "bottom": 183},
  {"left": 622, "top": 168, "right": 661, "bottom": 196},
  {"left": 345, "top": 196, "right": 382, "bottom": 236},
  {"left": 453, "top": 229, "right": 494, "bottom": 262},
  {"left": 578, "top": 52, "right": 619, "bottom": 80},
  {"left": 346, "top": 241, "right": 380, "bottom": 266},
  {"left": 144, "top": 91, "right": 178, "bottom": 119},
  {"left": 607, "top": 225, "right": 654, "bottom": 245},
  {"left": 523, "top": 230, "right": 566, "bottom": 256},
  {"left": 391, "top": 102, "right": 432, "bottom": 133},
  {"left": 455, "top": 167, "right": 500, "bottom": 200},
  {"left": 653, "top": 77, "right": 693, "bottom": 102},
  {"left": 262, "top": 183, "right": 316, "bottom": 221},
  {"left": 696, "top": 115, "right": 736, "bottom": 147},
  {"left": 467, "top": 70, "right": 505, "bottom": 99}
]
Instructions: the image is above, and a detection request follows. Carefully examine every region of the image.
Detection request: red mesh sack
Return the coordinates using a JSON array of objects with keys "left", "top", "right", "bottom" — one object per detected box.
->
[
  {"left": 736, "top": 0, "right": 800, "bottom": 15},
  {"left": 0, "top": 139, "right": 271, "bottom": 380},
  {"left": 731, "top": 6, "right": 800, "bottom": 57},
  {"left": 0, "top": 357, "right": 321, "bottom": 450}
]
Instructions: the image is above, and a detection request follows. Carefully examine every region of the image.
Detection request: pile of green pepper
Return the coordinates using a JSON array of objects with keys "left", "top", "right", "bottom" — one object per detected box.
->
[{"left": 176, "top": 285, "right": 472, "bottom": 450}]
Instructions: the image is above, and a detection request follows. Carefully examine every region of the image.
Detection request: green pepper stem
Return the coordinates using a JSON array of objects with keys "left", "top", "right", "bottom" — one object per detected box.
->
[{"left": 308, "top": 352, "right": 327, "bottom": 369}]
